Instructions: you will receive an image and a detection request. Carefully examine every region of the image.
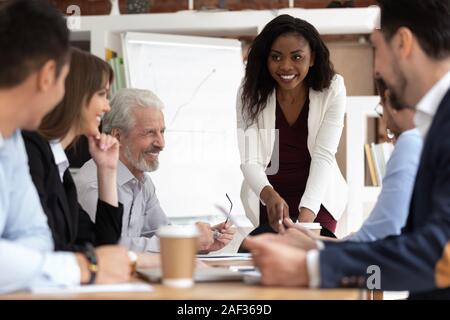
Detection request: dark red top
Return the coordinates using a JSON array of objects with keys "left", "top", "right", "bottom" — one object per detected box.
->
[{"left": 259, "top": 99, "right": 336, "bottom": 232}]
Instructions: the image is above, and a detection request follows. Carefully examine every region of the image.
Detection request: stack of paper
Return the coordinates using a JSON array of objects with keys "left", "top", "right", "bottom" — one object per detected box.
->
[{"left": 196, "top": 253, "right": 252, "bottom": 261}]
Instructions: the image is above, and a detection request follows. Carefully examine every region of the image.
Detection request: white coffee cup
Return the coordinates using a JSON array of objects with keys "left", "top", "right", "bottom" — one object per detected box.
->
[
  {"left": 296, "top": 222, "right": 322, "bottom": 236},
  {"left": 157, "top": 225, "right": 199, "bottom": 288}
]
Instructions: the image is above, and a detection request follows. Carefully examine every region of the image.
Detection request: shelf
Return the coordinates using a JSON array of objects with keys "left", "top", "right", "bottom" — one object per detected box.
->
[
  {"left": 336, "top": 96, "right": 381, "bottom": 236},
  {"left": 71, "top": 7, "right": 379, "bottom": 34},
  {"left": 68, "top": 7, "right": 380, "bottom": 58}
]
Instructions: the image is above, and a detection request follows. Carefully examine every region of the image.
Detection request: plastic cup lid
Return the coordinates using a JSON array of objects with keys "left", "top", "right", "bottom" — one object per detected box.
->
[
  {"left": 296, "top": 222, "right": 322, "bottom": 230},
  {"left": 157, "top": 224, "right": 199, "bottom": 238}
]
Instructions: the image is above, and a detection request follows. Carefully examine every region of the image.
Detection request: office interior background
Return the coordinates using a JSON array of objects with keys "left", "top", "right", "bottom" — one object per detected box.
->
[{"left": 4, "top": 0, "right": 386, "bottom": 245}]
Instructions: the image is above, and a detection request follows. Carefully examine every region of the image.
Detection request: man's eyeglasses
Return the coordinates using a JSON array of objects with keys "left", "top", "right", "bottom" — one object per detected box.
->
[
  {"left": 224, "top": 193, "right": 233, "bottom": 225},
  {"left": 374, "top": 103, "right": 383, "bottom": 117},
  {"left": 212, "top": 194, "right": 233, "bottom": 239}
]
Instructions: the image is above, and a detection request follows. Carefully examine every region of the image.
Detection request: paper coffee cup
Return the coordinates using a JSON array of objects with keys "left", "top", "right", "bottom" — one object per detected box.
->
[
  {"left": 296, "top": 222, "right": 322, "bottom": 236},
  {"left": 157, "top": 225, "right": 199, "bottom": 288}
]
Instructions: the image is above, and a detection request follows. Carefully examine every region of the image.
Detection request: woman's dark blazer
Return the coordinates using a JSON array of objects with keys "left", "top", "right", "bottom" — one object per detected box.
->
[{"left": 22, "top": 131, "right": 123, "bottom": 252}]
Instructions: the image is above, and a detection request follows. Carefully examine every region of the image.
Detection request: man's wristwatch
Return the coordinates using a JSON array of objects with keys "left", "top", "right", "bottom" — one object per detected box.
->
[{"left": 83, "top": 243, "right": 98, "bottom": 285}]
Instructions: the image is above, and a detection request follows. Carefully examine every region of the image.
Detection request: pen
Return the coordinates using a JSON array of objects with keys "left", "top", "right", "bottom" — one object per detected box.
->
[{"left": 277, "top": 203, "right": 284, "bottom": 231}]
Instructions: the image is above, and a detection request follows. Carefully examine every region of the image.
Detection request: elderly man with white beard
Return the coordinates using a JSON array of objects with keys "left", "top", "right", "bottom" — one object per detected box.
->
[{"left": 75, "top": 88, "right": 234, "bottom": 253}]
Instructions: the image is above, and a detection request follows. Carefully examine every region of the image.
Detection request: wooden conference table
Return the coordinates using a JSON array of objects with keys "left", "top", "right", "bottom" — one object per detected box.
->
[
  {"left": 1, "top": 281, "right": 362, "bottom": 300},
  {"left": 1, "top": 258, "right": 363, "bottom": 300}
]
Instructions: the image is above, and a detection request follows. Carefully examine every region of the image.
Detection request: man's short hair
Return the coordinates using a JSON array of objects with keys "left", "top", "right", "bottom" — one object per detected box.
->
[
  {"left": 377, "top": 0, "right": 450, "bottom": 60},
  {"left": 0, "top": 0, "right": 70, "bottom": 88}
]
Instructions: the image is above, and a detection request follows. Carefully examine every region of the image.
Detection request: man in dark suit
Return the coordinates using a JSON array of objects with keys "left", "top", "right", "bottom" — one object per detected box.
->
[{"left": 244, "top": 0, "right": 450, "bottom": 299}]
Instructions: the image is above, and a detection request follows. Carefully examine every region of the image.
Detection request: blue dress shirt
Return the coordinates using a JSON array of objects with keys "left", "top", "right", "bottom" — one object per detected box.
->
[
  {"left": 0, "top": 131, "right": 80, "bottom": 293},
  {"left": 347, "top": 128, "right": 423, "bottom": 242}
]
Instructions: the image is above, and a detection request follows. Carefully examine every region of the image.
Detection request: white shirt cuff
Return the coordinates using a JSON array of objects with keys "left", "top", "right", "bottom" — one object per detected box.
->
[
  {"left": 316, "top": 240, "right": 325, "bottom": 250},
  {"left": 31, "top": 252, "right": 80, "bottom": 289},
  {"left": 306, "top": 249, "right": 321, "bottom": 288},
  {"left": 299, "top": 196, "right": 320, "bottom": 215}
]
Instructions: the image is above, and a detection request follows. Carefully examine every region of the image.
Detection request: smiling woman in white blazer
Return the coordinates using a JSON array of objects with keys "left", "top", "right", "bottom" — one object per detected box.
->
[{"left": 236, "top": 15, "right": 348, "bottom": 233}]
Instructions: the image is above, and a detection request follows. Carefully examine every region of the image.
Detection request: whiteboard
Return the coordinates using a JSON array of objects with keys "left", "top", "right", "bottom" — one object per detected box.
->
[{"left": 122, "top": 32, "right": 246, "bottom": 221}]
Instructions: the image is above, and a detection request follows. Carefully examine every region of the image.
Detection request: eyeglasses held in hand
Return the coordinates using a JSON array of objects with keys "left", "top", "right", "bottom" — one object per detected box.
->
[
  {"left": 214, "top": 203, "right": 248, "bottom": 240},
  {"left": 224, "top": 193, "right": 233, "bottom": 225},
  {"left": 212, "top": 194, "right": 233, "bottom": 239}
]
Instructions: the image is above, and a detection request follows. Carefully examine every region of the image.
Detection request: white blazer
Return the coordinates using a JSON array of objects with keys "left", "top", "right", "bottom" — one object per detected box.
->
[{"left": 236, "top": 74, "right": 348, "bottom": 226}]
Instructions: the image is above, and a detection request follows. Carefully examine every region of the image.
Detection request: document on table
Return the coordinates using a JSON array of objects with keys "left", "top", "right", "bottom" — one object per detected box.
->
[
  {"left": 31, "top": 283, "right": 154, "bottom": 294},
  {"left": 196, "top": 252, "right": 252, "bottom": 261},
  {"left": 242, "top": 270, "right": 261, "bottom": 285}
]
